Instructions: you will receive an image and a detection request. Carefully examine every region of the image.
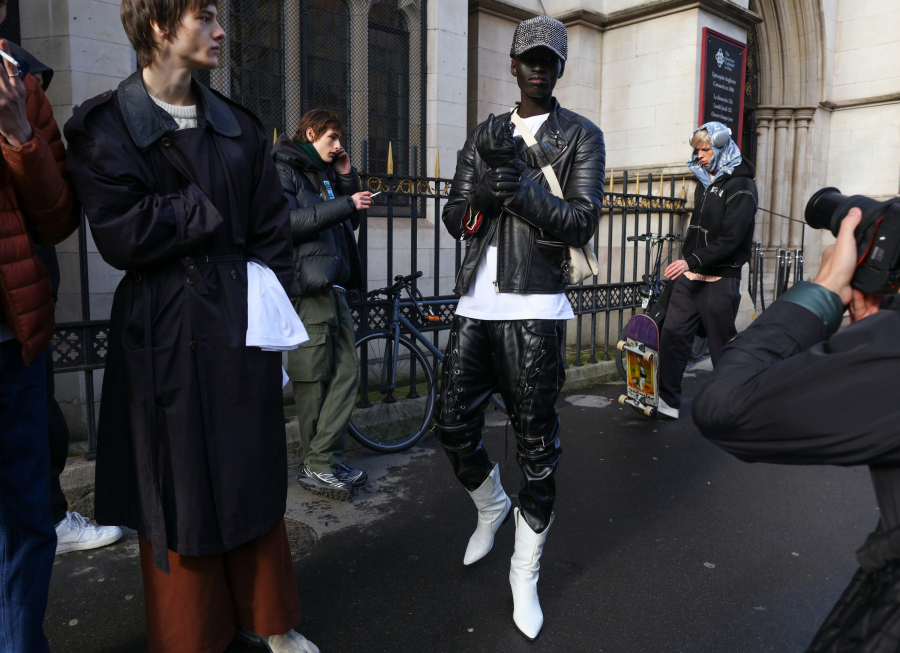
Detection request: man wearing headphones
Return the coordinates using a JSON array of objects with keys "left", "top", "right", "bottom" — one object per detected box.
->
[{"left": 658, "top": 122, "right": 757, "bottom": 419}]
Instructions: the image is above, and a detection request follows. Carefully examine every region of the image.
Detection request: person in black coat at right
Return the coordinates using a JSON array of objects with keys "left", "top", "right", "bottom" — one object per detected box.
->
[
  {"left": 692, "top": 206, "right": 900, "bottom": 651},
  {"left": 657, "top": 121, "right": 757, "bottom": 419}
]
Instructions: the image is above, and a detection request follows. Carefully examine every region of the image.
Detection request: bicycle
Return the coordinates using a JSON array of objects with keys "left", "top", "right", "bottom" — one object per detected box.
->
[
  {"left": 349, "top": 271, "right": 506, "bottom": 453},
  {"left": 614, "top": 232, "right": 711, "bottom": 380}
]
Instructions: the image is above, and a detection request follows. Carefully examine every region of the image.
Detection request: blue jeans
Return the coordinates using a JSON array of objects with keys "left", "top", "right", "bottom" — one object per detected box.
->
[{"left": 0, "top": 340, "right": 54, "bottom": 653}]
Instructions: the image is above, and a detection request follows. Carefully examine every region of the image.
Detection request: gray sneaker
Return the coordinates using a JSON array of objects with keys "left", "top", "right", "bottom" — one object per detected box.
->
[
  {"left": 334, "top": 463, "right": 367, "bottom": 487},
  {"left": 297, "top": 465, "right": 353, "bottom": 501}
]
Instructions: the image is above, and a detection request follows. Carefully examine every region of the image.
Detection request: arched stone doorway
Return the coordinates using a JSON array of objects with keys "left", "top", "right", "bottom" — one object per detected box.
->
[{"left": 748, "top": 0, "right": 825, "bottom": 255}]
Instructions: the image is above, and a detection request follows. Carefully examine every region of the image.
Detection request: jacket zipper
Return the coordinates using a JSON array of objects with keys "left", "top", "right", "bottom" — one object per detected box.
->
[
  {"left": 457, "top": 214, "right": 501, "bottom": 290},
  {"left": 694, "top": 184, "right": 712, "bottom": 250}
]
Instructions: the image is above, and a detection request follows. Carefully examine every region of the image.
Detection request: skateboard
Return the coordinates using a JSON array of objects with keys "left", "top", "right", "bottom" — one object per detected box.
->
[{"left": 616, "top": 314, "right": 660, "bottom": 418}]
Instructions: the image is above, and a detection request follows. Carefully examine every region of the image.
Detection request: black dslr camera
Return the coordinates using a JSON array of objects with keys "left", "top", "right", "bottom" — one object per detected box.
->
[{"left": 805, "top": 188, "right": 900, "bottom": 295}]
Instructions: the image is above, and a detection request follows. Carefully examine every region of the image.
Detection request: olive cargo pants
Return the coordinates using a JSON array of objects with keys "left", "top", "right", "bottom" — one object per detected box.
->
[{"left": 288, "top": 289, "right": 359, "bottom": 473}]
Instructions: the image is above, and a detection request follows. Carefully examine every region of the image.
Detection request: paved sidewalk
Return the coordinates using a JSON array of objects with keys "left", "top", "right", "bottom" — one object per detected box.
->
[{"left": 44, "top": 360, "right": 877, "bottom": 652}]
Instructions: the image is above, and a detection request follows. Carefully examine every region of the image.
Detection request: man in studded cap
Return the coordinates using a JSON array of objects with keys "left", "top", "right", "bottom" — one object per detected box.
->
[{"left": 438, "top": 15, "right": 605, "bottom": 640}]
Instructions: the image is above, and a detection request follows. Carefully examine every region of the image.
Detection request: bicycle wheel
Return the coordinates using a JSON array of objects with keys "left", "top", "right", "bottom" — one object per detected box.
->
[{"left": 350, "top": 332, "right": 436, "bottom": 453}]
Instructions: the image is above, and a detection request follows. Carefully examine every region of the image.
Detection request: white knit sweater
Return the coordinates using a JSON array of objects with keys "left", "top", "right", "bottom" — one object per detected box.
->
[{"left": 150, "top": 95, "right": 198, "bottom": 130}]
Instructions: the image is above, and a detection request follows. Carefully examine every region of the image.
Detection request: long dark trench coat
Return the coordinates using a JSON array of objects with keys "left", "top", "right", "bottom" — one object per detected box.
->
[{"left": 64, "top": 73, "right": 294, "bottom": 572}]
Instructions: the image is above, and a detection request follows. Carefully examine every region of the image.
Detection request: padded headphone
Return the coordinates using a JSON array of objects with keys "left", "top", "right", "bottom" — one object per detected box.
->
[{"left": 690, "top": 127, "right": 731, "bottom": 148}]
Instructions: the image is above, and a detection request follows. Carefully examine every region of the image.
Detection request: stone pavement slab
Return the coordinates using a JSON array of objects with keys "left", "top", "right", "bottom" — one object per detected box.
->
[{"left": 44, "top": 361, "right": 877, "bottom": 653}]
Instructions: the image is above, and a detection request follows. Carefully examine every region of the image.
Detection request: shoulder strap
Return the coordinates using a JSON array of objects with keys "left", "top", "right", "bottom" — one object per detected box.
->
[{"left": 509, "top": 108, "right": 564, "bottom": 199}]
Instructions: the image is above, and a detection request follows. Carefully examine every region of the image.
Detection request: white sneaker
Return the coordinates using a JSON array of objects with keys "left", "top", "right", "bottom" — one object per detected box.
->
[
  {"left": 658, "top": 398, "right": 680, "bottom": 420},
  {"left": 55, "top": 511, "right": 123, "bottom": 555},
  {"left": 263, "top": 630, "right": 320, "bottom": 653}
]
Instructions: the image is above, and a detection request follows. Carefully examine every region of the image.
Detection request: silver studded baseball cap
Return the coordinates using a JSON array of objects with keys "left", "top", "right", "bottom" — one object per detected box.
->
[{"left": 510, "top": 15, "right": 567, "bottom": 62}]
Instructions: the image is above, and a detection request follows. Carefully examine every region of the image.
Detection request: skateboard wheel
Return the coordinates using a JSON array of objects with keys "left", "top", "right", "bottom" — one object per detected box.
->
[
  {"left": 616, "top": 340, "right": 626, "bottom": 351},
  {"left": 642, "top": 351, "right": 653, "bottom": 362},
  {"left": 643, "top": 405, "right": 654, "bottom": 417},
  {"left": 618, "top": 394, "right": 626, "bottom": 404}
]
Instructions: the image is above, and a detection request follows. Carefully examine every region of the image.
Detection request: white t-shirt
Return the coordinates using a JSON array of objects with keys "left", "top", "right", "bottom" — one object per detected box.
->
[{"left": 456, "top": 113, "right": 574, "bottom": 321}]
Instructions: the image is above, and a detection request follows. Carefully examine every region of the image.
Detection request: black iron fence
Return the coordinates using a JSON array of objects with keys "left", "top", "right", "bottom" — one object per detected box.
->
[
  {"left": 747, "top": 208, "right": 807, "bottom": 313},
  {"left": 51, "top": 151, "right": 691, "bottom": 455},
  {"left": 748, "top": 242, "right": 804, "bottom": 313}
]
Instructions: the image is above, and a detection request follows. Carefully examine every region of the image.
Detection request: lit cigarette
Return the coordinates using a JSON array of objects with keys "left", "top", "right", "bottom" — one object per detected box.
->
[
  {"left": 0, "top": 49, "right": 19, "bottom": 69},
  {"left": 370, "top": 191, "right": 382, "bottom": 197}
]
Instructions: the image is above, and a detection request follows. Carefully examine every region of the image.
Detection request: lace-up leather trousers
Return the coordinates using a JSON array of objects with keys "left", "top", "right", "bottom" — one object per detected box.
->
[{"left": 434, "top": 316, "right": 565, "bottom": 533}]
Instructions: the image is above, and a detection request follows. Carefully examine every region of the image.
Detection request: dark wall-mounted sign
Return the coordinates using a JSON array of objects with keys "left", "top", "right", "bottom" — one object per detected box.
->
[{"left": 699, "top": 28, "right": 747, "bottom": 149}]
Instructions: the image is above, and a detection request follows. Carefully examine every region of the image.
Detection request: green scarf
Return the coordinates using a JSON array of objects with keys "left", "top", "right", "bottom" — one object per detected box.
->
[{"left": 297, "top": 141, "right": 327, "bottom": 171}]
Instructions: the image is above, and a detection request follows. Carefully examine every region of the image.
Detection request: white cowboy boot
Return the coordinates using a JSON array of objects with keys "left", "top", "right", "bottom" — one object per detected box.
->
[
  {"left": 463, "top": 463, "right": 512, "bottom": 565},
  {"left": 509, "top": 508, "right": 553, "bottom": 640}
]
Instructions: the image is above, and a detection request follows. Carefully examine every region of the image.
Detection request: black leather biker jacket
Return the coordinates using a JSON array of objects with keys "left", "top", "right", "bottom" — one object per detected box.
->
[{"left": 442, "top": 99, "right": 606, "bottom": 295}]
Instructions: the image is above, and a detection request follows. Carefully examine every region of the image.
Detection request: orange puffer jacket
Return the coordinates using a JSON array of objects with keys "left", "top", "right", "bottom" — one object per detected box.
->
[{"left": 0, "top": 73, "right": 79, "bottom": 363}]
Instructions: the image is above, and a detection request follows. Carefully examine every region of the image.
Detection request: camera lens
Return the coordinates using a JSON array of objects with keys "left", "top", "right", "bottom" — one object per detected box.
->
[{"left": 805, "top": 187, "right": 847, "bottom": 233}]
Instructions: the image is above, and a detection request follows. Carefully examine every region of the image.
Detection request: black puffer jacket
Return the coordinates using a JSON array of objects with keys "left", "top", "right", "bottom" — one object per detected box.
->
[
  {"left": 273, "top": 134, "right": 363, "bottom": 296},
  {"left": 683, "top": 160, "right": 757, "bottom": 278},
  {"left": 443, "top": 99, "right": 606, "bottom": 295}
]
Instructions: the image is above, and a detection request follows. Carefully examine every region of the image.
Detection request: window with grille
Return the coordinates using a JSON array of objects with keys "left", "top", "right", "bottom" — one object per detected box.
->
[
  {"left": 0, "top": 0, "right": 20, "bottom": 45},
  {"left": 304, "top": 0, "right": 350, "bottom": 139},
  {"left": 367, "top": 2, "right": 409, "bottom": 176},
  {"left": 229, "top": 0, "right": 285, "bottom": 136},
  {"left": 195, "top": 0, "right": 425, "bottom": 176}
]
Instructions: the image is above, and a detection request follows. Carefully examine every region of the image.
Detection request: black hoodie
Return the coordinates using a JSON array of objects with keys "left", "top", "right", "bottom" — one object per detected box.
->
[
  {"left": 683, "top": 160, "right": 758, "bottom": 279},
  {"left": 272, "top": 133, "right": 363, "bottom": 296}
]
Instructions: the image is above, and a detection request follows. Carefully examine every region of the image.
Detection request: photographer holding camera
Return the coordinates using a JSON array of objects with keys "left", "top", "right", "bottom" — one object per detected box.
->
[{"left": 693, "top": 193, "right": 900, "bottom": 649}]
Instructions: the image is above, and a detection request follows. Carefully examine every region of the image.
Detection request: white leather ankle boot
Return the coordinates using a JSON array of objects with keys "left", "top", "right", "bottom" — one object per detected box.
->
[
  {"left": 463, "top": 463, "right": 512, "bottom": 565},
  {"left": 509, "top": 508, "right": 553, "bottom": 640}
]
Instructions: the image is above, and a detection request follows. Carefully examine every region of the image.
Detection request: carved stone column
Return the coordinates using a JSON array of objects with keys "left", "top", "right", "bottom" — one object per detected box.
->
[
  {"left": 768, "top": 107, "right": 795, "bottom": 248},
  {"left": 754, "top": 105, "right": 775, "bottom": 247},
  {"left": 789, "top": 107, "right": 816, "bottom": 248}
]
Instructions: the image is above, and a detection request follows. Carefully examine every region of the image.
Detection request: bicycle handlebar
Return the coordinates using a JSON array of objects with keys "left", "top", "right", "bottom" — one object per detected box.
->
[
  {"left": 394, "top": 271, "right": 423, "bottom": 283},
  {"left": 366, "top": 271, "right": 425, "bottom": 299}
]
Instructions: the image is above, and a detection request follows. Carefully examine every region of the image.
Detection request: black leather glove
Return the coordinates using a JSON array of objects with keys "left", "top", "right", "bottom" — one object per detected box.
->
[
  {"left": 475, "top": 113, "right": 526, "bottom": 173},
  {"left": 468, "top": 166, "right": 521, "bottom": 214}
]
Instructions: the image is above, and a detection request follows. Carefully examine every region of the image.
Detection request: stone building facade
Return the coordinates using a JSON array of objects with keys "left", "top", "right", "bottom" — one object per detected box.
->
[{"left": 10, "top": 0, "right": 899, "bottom": 434}]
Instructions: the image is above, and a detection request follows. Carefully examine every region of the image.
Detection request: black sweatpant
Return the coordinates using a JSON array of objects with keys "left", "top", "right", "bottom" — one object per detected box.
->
[
  {"left": 45, "top": 350, "right": 70, "bottom": 524},
  {"left": 659, "top": 275, "right": 740, "bottom": 408}
]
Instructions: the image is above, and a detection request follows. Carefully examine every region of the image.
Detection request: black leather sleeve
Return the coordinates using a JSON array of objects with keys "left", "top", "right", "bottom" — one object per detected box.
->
[
  {"left": 275, "top": 161, "right": 355, "bottom": 244},
  {"left": 504, "top": 125, "right": 605, "bottom": 248},
  {"left": 693, "top": 296, "right": 900, "bottom": 467},
  {"left": 441, "top": 135, "right": 478, "bottom": 241}
]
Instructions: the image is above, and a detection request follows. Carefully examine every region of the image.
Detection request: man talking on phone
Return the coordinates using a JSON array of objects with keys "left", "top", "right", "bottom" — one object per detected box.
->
[{"left": 273, "top": 109, "right": 371, "bottom": 500}]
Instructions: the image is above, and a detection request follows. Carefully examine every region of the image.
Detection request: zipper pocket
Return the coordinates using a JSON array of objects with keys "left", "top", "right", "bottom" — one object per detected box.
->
[{"left": 536, "top": 239, "right": 565, "bottom": 247}]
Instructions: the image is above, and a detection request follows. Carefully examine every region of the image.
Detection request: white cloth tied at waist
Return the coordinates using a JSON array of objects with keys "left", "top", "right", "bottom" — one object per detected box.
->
[{"left": 245, "top": 261, "right": 308, "bottom": 386}]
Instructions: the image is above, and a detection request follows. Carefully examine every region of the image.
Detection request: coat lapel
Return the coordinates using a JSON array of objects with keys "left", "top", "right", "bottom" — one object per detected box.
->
[{"left": 117, "top": 71, "right": 242, "bottom": 150}]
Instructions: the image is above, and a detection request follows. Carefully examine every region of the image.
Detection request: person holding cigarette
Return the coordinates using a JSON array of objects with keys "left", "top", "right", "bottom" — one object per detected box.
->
[
  {"left": 0, "top": 6, "right": 81, "bottom": 651},
  {"left": 273, "top": 109, "right": 371, "bottom": 500}
]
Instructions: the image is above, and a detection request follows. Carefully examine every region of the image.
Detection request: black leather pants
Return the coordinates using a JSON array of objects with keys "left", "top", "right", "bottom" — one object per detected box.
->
[{"left": 434, "top": 316, "right": 565, "bottom": 533}]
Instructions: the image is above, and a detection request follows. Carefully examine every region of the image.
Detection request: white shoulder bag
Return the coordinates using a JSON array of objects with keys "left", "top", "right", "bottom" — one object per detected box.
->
[{"left": 508, "top": 109, "right": 600, "bottom": 285}]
